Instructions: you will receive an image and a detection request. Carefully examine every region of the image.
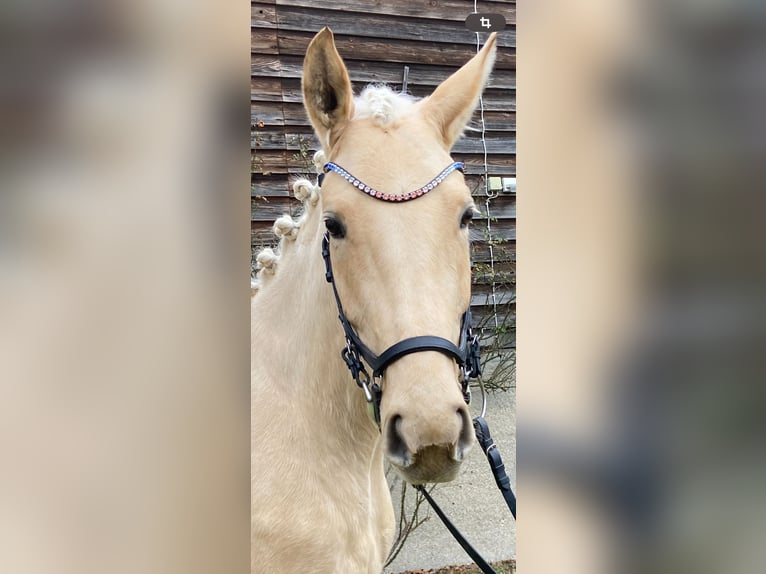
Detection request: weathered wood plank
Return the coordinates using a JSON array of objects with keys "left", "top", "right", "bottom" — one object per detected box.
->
[
  {"left": 271, "top": 0, "right": 516, "bottom": 24},
  {"left": 252, "top": 56, "right": 282, "bottom": 76},
  {"left": 252, "top": 54, "right": 515, "bottom": 90},
  {"left": 465, "top": 111, "right": 516, "bottom": 132},
  {"left": 470, "top": 290, "right": 515, "bottom": 308},
  {"left": 252, "top": 174, "right": 295, "bottom": 197},
  {"left": 251, "top": 77, "right": 283, "bottom": 101},
  {"left": 472, "top": 260, "right": 516, "bottom": 278},
  {"left": 263, "top": 30, "right": 515, "bottom": 69},
  {"left": 470, "top": 220, "right": 515, "bottom": 242},
  {"left": 472, "top": 286, "right": 517, "bottom": 302},
  {"left": 459, "top": 155, "right": 516, "bottom": 175},
  {"left": 251, "top": 228, "right": 278, "bottom": 250},
  {"left": 472, "top": 282, "right": 516, "bottom": 299},
  {"left": 475, "top": 326, "right": 515, "bottom": 350},
  {"left": 251, "top": 3, "right": 277, "bottom": 27},
  {"left": 251, "top": 129, "right": 315, "bottom": 150},
  {"left": 251, "top": 149, "right": 318, "bottom": 174},
  {"left": 473, "top": 196, "right": 516, "bottom": 220},
  {"left": 477, "top": 333, "right": 515, "bottom": 352},
  {"left": 251, "top": 29, "right": 279, "bottom": 54},
  {"left": 265, "top": 6, "right": 516, "bottom": 48},
  {"left": 471, "top": 241, "right": 516, "bottom": 263},
  {"left": 472, "top": 304, "right": 515, "bottom": 323},
  {"left": 252, "top": 102, "right": 295, "bottom": 126},
  {"left": 252, "top": 196, "right": 304, "bottom": 221}
]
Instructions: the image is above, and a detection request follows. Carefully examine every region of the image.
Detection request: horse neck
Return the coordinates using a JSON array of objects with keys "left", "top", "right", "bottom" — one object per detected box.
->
[{"left": 254, "top": 222, "right": 381, "bottom": 461}]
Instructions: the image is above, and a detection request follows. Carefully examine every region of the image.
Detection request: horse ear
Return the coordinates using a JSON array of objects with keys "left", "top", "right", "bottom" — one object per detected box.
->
[
  {"left": 422, "top": 33, "right": 498, "bottom": 149},
  {"left": 302, "top": 27, "right": 354, "bottom": 149}
]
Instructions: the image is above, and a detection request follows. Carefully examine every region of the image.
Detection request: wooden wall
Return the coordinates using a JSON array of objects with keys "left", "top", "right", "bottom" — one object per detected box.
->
[{"left": 252, "top": 0, "right": 516, "bottom": 348}]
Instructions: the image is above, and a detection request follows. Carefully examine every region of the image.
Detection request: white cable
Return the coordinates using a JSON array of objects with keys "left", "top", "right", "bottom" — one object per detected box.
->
[{"left": 474, "top": 4, "right": 500, "bottom": 332}]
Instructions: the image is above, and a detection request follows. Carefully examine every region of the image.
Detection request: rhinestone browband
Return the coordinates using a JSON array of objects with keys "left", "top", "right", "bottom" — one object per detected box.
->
[{"left": 322, "top": 161, "right": 464, "bottom": 202}]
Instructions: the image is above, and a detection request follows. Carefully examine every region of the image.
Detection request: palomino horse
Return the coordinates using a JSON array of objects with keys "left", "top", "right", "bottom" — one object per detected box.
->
[{"left": 252, "top": 28, "right": 497, "bottom": 573}]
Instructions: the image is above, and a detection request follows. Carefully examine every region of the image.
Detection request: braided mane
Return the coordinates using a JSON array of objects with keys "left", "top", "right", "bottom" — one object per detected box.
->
[{"left": 252, "top": 86, "right": 418, "bottom": 296}]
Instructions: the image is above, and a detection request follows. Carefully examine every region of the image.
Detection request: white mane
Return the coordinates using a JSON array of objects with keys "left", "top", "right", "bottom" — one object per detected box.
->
[{"left": 353, "top": 85, "right": 417, "bottom": 126}]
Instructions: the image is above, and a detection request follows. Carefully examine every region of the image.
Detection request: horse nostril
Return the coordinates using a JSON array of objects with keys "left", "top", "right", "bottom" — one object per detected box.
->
[{"left": 384, "top": 414, "right": 412, "bottom": 468}]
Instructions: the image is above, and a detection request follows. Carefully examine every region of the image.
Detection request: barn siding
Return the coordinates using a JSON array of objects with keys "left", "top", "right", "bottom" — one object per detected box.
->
[{"left": 252, "top": 0, "right": 516, "bottom": 348}]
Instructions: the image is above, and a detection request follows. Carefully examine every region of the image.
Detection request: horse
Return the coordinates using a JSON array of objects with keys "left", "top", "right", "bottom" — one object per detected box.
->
[{"left": 251, "top": 27, "right": 497, "bottom": 573}]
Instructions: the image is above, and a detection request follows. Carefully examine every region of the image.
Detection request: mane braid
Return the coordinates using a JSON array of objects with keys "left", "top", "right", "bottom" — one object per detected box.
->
[
  {"left": 252, "top": 151, "right": 328, "bottom": 295},
  {"left": 254, "top": 88, "right": 416, "bottom": 291}
]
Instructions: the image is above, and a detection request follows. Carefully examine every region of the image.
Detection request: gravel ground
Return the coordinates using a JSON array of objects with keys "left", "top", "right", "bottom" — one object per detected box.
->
[
  {"left": 384, "top": 388, "right": 516, "bottom": 573},
  {"left": 397, "top": 558, "right": 516, "bottom": 573}
]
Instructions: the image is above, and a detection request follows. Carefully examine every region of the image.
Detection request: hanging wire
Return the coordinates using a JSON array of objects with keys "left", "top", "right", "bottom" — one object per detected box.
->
[{"left": 474, "top": 2, "right": 500, "bottom": 333}]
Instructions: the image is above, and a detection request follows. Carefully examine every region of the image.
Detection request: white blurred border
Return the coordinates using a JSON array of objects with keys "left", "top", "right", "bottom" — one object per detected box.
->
[{"left": 0, "top": 2, "right": 250, "bottom": 573}]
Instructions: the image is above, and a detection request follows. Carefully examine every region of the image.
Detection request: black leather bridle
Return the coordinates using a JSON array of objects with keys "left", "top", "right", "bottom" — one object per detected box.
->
[
  {"left": 318, "top": 160, "right": 514, "bottom": 574},
  {"left": 321, "top": 232, "right": 481, "bottom": 425}
]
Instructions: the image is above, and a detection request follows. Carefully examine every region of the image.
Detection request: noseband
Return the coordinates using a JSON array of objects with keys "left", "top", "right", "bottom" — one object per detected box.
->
[{"left": 320, "top": 161, "right": 481, "bottom": 425}]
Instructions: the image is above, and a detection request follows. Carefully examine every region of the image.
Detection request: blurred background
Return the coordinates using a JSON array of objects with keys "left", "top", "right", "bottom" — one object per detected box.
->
[
  {"left": 520, "top": 0, "right": 766, "bottom": 573},
  {"left": 1, "top": 0, "right": 765, "bottom": 573},
  {"left": 0, "top": 1, "right": 250, "bottom": 573}
]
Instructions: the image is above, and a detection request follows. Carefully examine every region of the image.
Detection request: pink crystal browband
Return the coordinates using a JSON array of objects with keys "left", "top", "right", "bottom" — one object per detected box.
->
[{"left": 320, "top": 161, "right": 464, "bottom": 202}]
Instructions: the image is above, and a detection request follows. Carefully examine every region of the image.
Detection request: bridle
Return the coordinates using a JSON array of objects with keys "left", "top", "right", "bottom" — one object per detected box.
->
[
  {"left": 318, "top": 160, "right": 515, "bottom": 574},
  {"left": 319, "top": 161, "right": 481, "bottom": 425},
  {"left": 322, "top": 233, "right": 481, "bottom": 425}
]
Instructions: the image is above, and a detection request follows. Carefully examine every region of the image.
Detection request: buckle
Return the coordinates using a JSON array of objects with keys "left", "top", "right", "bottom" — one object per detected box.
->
[
  {"left": 341, "top": 340, "right": 374, "bottom": 399},
  {"left": 467, "top": 333, "right": 481, "bottom": 378}
]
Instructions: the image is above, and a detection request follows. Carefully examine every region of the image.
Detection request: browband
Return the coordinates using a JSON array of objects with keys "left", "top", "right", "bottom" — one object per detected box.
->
[{"left": 320, "top": 161, "right": 464, "bottom": 202}]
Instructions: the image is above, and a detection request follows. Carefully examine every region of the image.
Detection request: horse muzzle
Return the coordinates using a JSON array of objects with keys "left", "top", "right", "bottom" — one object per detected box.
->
[{"left": 383, "top": 403, "right": 475, "bottom": 484}]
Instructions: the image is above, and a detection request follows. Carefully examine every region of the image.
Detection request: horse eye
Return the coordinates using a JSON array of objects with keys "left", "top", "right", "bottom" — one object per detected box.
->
[
  {"left": 460, "top": 208, "right": 476, "bottom": 229},
  {"left": 324, "top": 217, "right": 346, "bottom": 238}
]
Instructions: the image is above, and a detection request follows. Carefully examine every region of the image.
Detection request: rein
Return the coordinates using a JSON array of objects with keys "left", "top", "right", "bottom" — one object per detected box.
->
[{"left": 319, "top": 160, "right": 515, "bottom": 573}]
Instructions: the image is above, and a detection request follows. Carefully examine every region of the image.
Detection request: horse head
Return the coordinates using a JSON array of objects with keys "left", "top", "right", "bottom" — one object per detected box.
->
[{"left": 302, "top": 28, "right": 497, "bottom": 484}]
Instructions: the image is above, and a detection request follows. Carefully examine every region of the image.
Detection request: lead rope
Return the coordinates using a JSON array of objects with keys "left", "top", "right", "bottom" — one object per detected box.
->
[
  {"left": 415, "top": 417, "right": 515, "bottom": 574},
  {"left": 414, "top": 409, "right": 515, "bottom": 574},
  {"left": 415, "top": 485, "right": 499, "bottom": 574}
]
